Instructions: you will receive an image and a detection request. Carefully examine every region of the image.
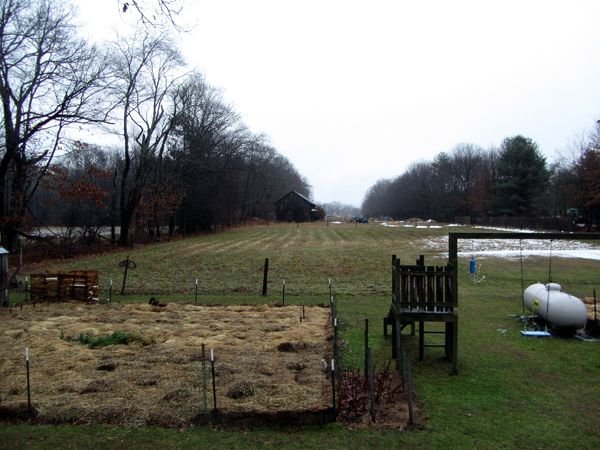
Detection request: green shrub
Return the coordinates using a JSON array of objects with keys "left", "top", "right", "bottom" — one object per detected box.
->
[
  {"left": 63, "top": 330, "right": 154, "bottom": 348},
  {"left": 76, "top": 331, "right": 130, "bottom": 348}
]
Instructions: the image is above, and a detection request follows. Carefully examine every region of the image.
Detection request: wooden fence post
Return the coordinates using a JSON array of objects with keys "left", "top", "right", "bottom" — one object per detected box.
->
[
  {"left": 262, "top": 258, "right": 269, "bottom": 296},
  {"left": 368, "top": 347, "right": 376, "bottom": 422},
  {"left": 364, "top": 319, "right": 369, "bottom": 379}
]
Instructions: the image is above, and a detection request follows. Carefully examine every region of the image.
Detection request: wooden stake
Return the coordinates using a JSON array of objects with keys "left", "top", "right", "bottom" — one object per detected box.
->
[
  {"left": 368, "top": 347, "right": 376, "bottom": 422},
  {"left": 364, "top": 319, "right": 369, "bottom": 379},
  {"left": 262, "top": 258, "right": 269, "bottom": 296},
  {"left": 407, "top": 352, "right": 414, "bottom": 426}
]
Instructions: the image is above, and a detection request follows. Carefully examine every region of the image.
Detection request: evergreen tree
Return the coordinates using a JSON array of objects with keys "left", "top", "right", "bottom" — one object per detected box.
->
[{"left": 493, "top": 136, "right": 549, "bottom": 216}]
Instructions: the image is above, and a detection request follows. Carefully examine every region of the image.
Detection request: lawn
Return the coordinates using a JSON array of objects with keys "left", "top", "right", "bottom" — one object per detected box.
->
[{"left": 1, "top": 221, "right": 600, "bottom": 449}]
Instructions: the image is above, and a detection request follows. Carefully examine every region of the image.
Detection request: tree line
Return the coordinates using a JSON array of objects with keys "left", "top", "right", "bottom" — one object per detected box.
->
[
  {"left": 0, "top": 0, "right": 310, "bottom": 252},
  {"left": 362, "top": 131, "right": 600, "bottom": 230}
]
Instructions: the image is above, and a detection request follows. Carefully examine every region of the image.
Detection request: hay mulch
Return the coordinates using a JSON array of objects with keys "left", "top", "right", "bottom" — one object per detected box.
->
[{"left": 0, "top": 302, "right": 333, "bottom": 427}]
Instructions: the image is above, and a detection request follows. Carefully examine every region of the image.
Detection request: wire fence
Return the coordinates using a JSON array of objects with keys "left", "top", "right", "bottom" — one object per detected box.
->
[{"left": 7, "top": 270, "right": 415, "bottom": 426}]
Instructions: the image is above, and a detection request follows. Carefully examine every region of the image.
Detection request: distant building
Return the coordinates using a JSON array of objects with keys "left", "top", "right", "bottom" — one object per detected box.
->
[{"left": 274, "top": 191, "right": 324, "bottom": 222}]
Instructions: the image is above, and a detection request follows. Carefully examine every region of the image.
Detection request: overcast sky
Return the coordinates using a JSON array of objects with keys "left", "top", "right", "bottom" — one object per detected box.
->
[{"left": 74, "top": 0, "right": 600, "bottom": 207}]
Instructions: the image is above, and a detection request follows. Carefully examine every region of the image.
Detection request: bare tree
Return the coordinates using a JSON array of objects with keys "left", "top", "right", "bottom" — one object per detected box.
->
[
  {"left": 110, "top": 30, "right": 184, "bottom": 246},
  {"left": 0, "top": 0, "right": 111, "bottom": 251},
  {"left": 170, "top": 73, "right": 247, "bottom": 231},
  {"left": 119, "top": 0, "right": 185, "bottom": 30},
  {"left": 361, "top": 178, "right": 393, "bottom": 218},
  {"left": 432, "top": 144, "right": 485, "bottom": 218},
  {"left": 168, "top": 74, "right": 312, "bottom": 231},
  {"left": 239, "top": 141, "right": 311, "bottom": 222}
]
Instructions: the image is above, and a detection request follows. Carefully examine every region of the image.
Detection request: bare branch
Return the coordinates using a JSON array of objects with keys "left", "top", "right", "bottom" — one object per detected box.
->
[
  {"left": 0, "top": 0, "right": 112, "bottom": 250},
  {"left": 108, "top": 28, "right": 185, "bottom": 246},
  {"left": 119, "top": 0, "right": 188, "bottom": 31}
]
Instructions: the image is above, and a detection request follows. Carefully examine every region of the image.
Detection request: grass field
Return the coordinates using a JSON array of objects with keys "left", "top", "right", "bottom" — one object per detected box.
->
[{"left": 2, "top": 221, "right": 600, "bottom": 449}]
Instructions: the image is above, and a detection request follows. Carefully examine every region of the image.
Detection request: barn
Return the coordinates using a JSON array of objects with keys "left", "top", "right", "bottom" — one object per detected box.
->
[{"left": 274, "top": 191, "right": 324, "bottom": 222}]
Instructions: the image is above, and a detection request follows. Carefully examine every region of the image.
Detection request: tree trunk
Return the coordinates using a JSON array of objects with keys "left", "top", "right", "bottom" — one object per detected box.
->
[
  {"left": 168, "top": 214, "right": 175, "bottom": 238},
  {"left": 119, "top": 206, "right": 134, "bottom": 247}
]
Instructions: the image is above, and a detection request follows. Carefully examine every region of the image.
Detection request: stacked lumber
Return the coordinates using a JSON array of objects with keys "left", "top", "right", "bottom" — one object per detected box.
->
[
  {"left": 29, "top": 271, "right": 99, "bottom": 302},
  {"left": 583, "top": 297, "right": 599, "bottom": 322},
  {"left": 29, "top": 274, "right": 48, "bottom": 302}
]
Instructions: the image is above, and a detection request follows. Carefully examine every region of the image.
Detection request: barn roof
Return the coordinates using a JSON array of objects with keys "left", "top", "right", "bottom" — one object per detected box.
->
[{"left": 274, "top": 190, "right": 316, "bottom": 207}]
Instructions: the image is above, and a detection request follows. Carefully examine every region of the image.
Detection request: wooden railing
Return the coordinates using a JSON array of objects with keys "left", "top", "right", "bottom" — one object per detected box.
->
[{"left": 392, "top": 255, "right": 456, "bottom": 313}]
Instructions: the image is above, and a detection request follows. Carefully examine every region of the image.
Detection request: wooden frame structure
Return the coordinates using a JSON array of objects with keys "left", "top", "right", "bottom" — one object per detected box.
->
[
  {"left": 386, "top": 255, "right": 458, "bottom": 374},
  {"left": 448, "top": 231, "right": 600, "bottom": 309}
]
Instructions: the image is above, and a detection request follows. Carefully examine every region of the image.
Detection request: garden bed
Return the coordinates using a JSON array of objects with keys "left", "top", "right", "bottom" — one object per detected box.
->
[{"left": 0, "top": 302, "right": 334, "bottom": 427}]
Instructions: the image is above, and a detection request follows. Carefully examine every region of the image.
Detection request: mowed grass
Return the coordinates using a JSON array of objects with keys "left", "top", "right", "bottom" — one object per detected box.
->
[
  {"left": 21, "top": 222, "right": 449, "bottom": 298},
  {"left": 2, "top": 222, "right": 600, "bottom": 449}
]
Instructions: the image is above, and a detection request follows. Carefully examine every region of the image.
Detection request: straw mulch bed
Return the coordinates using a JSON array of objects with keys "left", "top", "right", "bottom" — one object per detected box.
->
[{"left": 0, "top": 302, "right": 333, "bottom": 427}]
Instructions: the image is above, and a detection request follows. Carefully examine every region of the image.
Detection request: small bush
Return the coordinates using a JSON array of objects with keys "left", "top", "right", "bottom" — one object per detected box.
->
[
  {"left": 68, "top": 330, "right": 154, "bottom": 348},
  {"left": 77, "top": 331, "right": 130, "bottom": 348}
]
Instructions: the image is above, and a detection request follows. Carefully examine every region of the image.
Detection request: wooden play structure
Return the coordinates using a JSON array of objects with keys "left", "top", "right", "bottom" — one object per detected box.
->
[
  {"left": 30, "top": 270, "right": 99, "bottom": 302},
  {"left": 384, "top": 232, "right": 600, "bottom": 374},
  {"left": 385, "top": 255, "right": 458, "bottom": 374},
  {"left": 386, "top": 231, "right": 600, "bottom": 375}
]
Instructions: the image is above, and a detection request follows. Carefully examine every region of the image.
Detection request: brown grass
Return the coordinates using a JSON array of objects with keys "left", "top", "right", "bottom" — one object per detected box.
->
[{"left": 0, "top": 302, "right": 333, "bottom": 427}]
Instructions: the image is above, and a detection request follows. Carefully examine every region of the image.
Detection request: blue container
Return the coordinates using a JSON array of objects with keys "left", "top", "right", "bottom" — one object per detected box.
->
[{"left": 469, "top": 256, "right": 476, "bottom": 274}]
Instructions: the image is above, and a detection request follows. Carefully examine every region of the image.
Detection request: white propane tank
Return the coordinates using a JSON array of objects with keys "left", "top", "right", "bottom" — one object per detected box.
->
[{"left": 523, "top": 282, "right": 588, "bottom": 329}]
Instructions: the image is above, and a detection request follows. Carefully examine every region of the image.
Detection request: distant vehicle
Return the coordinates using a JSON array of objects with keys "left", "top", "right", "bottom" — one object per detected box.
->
[{"left": 351, "top": 216, "right": 369, "bottom": 224}]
